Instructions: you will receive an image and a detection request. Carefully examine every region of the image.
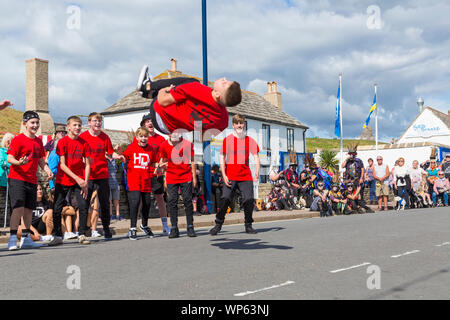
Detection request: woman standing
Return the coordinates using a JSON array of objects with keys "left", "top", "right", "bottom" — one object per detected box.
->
[
  {"left": 393, "top": 157, "right": 410, "bottom": 209},
  {"left": 365, "top": 158, "right": 377, "bottom": 205}
]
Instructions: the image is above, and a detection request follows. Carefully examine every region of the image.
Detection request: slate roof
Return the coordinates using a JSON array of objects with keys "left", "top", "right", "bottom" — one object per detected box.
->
[{"left": 102, "top": 71, "right": 308, "bottom": 130}]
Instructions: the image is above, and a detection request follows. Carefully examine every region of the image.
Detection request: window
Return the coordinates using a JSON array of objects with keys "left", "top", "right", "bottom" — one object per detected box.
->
[
  {"left": 262, "top": 124, "right": 271, "bottom": 150},
  {"left": 287, "top": 128, "right": 294, "bottom": 151}
]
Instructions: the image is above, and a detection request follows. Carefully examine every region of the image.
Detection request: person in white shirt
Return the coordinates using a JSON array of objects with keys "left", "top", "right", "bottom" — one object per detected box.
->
[
  {"left": 393, "top": 157, "right": 410, "bottom": 209},
  {"left": 408, "top": 160, "right": 427, "bottom": 193},
  {"left": 373, "top": 156, "right": 390, "bottom": 211}
]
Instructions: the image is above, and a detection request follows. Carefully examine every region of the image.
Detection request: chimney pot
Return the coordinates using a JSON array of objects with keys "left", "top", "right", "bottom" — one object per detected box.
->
[
  {"left": 170, "top": 58, "right": 177, "bottom": 72},
  {"left": 264, "top": 80, "right": 282, "bottom": 110},
  {"left": 272, "top": 81, "right": 278, "bottom": 93}
]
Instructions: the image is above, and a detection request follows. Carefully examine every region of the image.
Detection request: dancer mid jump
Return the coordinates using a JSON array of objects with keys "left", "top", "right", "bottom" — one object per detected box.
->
[{"left": 136, "top": 65, "right": 242, "bottom": 135}]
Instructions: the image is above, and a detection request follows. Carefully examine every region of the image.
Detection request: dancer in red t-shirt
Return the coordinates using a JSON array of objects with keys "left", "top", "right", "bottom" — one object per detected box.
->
[
  {"left": 123, "top": 127, "right": 158, "bottom": 240},
  {"left": 79, "top": 112, "right": 125, "bottom": 240},
  {"left": 49, "top": 116, "right": 92, "bottom": 246},
  {"left": 136, "top": 65, "right": 242, "bottom": 135},
  {"left": 209, "top": 114, "right": 260, "bottom": 235},
  {"left": 158, "top": 132, "right": 197, "bottom": 238},
  {"left": 7, "top": 111, "right": 53, "bottom": 250}
]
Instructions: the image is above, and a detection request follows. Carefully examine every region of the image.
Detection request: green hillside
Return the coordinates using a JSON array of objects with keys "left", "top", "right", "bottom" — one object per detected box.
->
[
  {"left": 306, "top": 137, "right": 388, "bottom": 153},
  {"left": 0, "top": 107, "right": 22, "bottom": 135}
]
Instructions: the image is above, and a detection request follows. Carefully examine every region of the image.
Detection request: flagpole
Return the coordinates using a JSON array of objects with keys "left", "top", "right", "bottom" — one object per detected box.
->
[
  {"left": 339, "top": 73, "right": 343, "bottom": 171},
  {"left": 375, "top": 83, "right": 378, "bottom": 151}
]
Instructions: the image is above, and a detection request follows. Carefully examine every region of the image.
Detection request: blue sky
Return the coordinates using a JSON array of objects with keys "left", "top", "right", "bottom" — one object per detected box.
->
[{"left": 1, "top": 0, "right": 449, "bottom": 141}]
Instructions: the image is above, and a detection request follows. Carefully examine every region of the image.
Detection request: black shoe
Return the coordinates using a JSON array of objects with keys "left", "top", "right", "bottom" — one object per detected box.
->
[
  {"left": 128, "top": 228, "right": 138, "bottom": 240},
  {"left": 357, "top": 208, "right": 364, "bottom": 214},
  {"left": 209, "top": 224, "right": 222, "bottom": 236},
  {"left": 104, "top": 227, "right": 113, "bottom": 240},
  {"left": 48, "top": 236, "right": 64, "bottom": 247},
  {"left": 245, "top": 224, "right": 257, "bottom": 234},
  {"left": 139, "top": 225, "right": 154, "bottom": 238},
  {"left": 169, "top": 227, "right": 179, "bottom": 239},
  {"left": 136, "top": 65, "right": 152, "bottom": 98},
  {"left": 187, "top": 226, "right": 197, "bottom": 237},
  {"left": 365, "top": 207, "right": 375, "bottom": 213}
]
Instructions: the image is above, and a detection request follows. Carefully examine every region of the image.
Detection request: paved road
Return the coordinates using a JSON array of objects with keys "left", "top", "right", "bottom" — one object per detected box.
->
[{"left": 0, "top": 207, "right": 449, "bottom": 300}]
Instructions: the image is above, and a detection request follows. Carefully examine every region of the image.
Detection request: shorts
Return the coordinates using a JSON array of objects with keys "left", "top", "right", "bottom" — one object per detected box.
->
[
  {"left": 376, "top": 183, "right": 389, "bottom": 197},
  {"left": 151, "top": 176, "right": 165, "bottom": 195},
  {"left": 8, "top": 178, "right": 37, "bottom": 210},
  {"left": 32, "top": 218, "right": 46, "bottom": 235},
  {"left": 110, "top": 187, "right": 120, "bottom": 201}
]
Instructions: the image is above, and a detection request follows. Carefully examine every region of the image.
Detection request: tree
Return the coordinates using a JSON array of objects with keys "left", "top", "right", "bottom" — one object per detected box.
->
[{"left": 318, "top": 150, "right": 339, "bottom": 174}]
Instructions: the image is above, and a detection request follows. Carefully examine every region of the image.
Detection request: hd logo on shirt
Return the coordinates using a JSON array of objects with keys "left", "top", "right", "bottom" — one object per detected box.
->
[{"left": 133, "top": 153, "right": 150, "bottom": 169}]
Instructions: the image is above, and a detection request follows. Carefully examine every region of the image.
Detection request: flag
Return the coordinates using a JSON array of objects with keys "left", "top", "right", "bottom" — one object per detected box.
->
[
  {"left": 334, "top": 80, "right": 341, "bottom": 138},
  {"left": 364, "top": 92, "right": 377, "bottom": 128}
]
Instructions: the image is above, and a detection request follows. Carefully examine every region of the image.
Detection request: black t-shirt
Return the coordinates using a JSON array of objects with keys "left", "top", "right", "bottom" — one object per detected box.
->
[{"left": 32, "top": 200, "right": 50, "bottom": 224}]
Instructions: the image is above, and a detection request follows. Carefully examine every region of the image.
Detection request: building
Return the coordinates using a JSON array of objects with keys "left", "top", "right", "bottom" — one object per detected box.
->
[{"left": 101, "top": 59, "right": 309, "bottom": 198}]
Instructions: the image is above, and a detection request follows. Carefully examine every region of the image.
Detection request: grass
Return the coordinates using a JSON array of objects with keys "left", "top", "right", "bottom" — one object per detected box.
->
[
  {"left": 306, "top": 137, "right": 388, "bottom": 153},
  {"left": 0, "top": 107, "right": 22, "bottom": 136}
]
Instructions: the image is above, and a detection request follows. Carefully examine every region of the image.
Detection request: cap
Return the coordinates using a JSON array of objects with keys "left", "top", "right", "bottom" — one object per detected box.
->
[
  {"left": 22, "top": 111, "right": 40, "bottom": 122},
  {"left": 140, "top": 113, "right": 152, "bottom": 126}
]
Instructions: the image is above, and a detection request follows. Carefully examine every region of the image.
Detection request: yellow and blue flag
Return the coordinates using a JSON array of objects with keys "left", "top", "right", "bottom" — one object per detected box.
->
[{"left": 364, "top": 93, "right": 377, "bottom": 128}]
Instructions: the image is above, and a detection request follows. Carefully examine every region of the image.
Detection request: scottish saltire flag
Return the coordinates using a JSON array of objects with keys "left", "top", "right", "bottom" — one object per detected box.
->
[
  {"left": 364, "top": 93, "right": 377, "bottom": 128},
  {"left": 334, "top": 81, "right": 341, "bottom": 138}
]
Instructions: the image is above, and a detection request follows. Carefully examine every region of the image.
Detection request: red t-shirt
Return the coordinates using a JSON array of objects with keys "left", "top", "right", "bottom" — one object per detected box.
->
[
  {"left": 221, "top": 134, "right": 260, "bottom": 181},
  {"left": 133, "top": 133, "right": 166, "bottom": 178},
  {"left": 123, "top": 143, "right": 156, "bottom": 192},
  {"left": 55, "top": 136, "right": 91, "bottom": 186},
  {"left": 159, "top": 138, "right": 194, "bottom": 184},
  {"left": 153, "top": 81, "right": 229, "bottom": 133},
  {"left": 79, "top": 130, "right": 114, "bottom": 180},
  {"left": 7, "top": 133, "right": 45, "bottom": 185}
]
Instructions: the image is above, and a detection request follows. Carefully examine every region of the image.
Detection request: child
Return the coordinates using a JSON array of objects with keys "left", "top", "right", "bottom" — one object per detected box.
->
[
  {"left": 7, "top": 111, "right": 53, "bottom": 250},
  {"left": 209, "top": 114, "right": 260, "bottom": 236},
  {"left": 79, "top": 112, "right": 125, "bottom": 240},
  {"left": 49, "top": 116, "right": 92, "bottom": 246},
  {"left": 158, "top": 132, "right": 197, "bottom": 238},
  {"left": 418, "top": 176, "right": 433, "bottom": 207},
  {"left": 122, "top": 127, "right": 157, "bottom": 240},
  {"left": 136, "top": 65, "right": 242, "bottom": 134}
]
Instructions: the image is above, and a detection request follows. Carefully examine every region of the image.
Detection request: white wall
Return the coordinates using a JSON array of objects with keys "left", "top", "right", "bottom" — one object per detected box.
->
[{"left": 335, "top": 145, "right": 435, "bottom": 170}]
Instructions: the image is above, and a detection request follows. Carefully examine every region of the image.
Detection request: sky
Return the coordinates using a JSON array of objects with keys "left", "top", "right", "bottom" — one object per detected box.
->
[{"left": 1, "top": 0, "right": 449, "bottom": 141}]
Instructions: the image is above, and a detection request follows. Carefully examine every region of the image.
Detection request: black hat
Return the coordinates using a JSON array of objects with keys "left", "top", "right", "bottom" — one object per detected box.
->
[
  {"left": 23, "top": 111, "right": 40, "bottom": 122},
  {"left": 140, "top": 113, "right": 152, "bottom": 126}
]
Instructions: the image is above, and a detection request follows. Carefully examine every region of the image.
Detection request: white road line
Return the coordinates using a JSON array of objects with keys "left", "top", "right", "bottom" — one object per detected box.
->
[
  {"left": 329, "top": 262, "right": 371, "bottom": 274},
  {"left": 435, "top": 242, "right": 450, "bottom": 247},
  {"left": 234, "top": 281, "right": 295, "bottom": 297},
  {"left": 390, "top": 250, "right": 421, "bottom": 258}
]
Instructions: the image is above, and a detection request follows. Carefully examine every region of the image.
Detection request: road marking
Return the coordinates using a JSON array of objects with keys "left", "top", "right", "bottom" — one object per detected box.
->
[
  {"left": 234, "top": 281, "right": 295, "bottom": 297},
  {"left": 329, "top": 262, "right": 371, "bottom": 274},
  {"left": 390, "top": 250, "right": 420, "bottom": 258},
  {"left": 435, "top": 242, "right": 450, "bottom": 247}
]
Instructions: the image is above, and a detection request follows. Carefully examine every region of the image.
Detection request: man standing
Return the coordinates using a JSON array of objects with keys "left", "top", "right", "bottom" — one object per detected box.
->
[
  {"left": 372, "top": 156, "right": 390, "bottom": 211},
  {"left": 341, "top": 145, "right": 365, "bottom": 188},
  {"left": 79, "top": 112, "right": 125, "bottom": 240},
  {"left": 440, "top": 154, "right": 450, "bottom": 180},
  {"left": 139, "top": 114, "right": 170, "bottom": 235},
  {"left": 209, "top": 114, "right": 260, "bottom": 235}
]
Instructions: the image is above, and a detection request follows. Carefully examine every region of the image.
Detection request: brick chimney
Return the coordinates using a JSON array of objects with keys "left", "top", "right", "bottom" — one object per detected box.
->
[
  {"left": 264, "top": 81, "right": 282, "bottom": 110},
  {"left": 22, "top": 58, "right": 54, "bottom": 135}
]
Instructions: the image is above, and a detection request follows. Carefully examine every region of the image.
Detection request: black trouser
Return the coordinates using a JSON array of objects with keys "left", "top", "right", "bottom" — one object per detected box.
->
[
  {"left": 86, "top": 179, "right": 111, "bottom": 232},
  {"left": 167, "top": 182, "right": 194, "bottom": 228},
  {"left": 127, "top": 191, "right": 152, "bottom": 229},
  {"left": 216, "top": 180, "right": 254, "bottom": 225},
  {"left": 53, "top": 184, "right": 90, "bottom": 237},
  {"left": 148, "top": 77, "right": 200, "bottom": 134}
]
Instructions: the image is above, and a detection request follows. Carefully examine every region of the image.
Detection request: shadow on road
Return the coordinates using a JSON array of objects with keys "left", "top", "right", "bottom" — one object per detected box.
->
[
  {"left": 210, "top": 238, "right": 293, "bottom": 250},
  {"left": 0, "top": 251, "right": 34, "bottom": 257}
]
